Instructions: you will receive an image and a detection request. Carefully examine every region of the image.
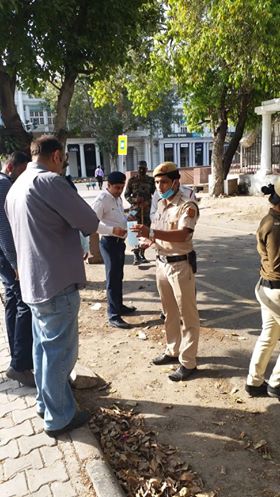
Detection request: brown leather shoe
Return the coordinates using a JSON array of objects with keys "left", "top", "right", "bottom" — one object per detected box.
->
[
  {"left": 153, "top": 353, "right": 179, "bottom": 365},
  {"left": 6, "top": 367, "right": 36, "bottom": 388}
]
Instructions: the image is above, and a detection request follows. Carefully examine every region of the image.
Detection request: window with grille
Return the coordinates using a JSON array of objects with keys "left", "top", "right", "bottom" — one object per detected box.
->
[{"left": 29, "top": 110, "right": 44, "bottom": 126}]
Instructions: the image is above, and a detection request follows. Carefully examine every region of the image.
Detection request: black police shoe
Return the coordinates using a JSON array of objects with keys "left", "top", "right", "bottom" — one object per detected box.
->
[
  {"left": 153, "top": 353, "right": 179, "bottom": 365},
  {"left": 168, "top": 366, "right": 197, "bottom": 382},
  {"left": 121, "top": 305, "right": 137, "bottom": 315},
  {"left": 267, "top": 384, "right": 280, "bottom": 400},
  {"left": 245, "top": 382, "right": 268, "bottom": 397},
  {"left": 109, "top": 316, "right": 131, "bottom": 329},
  {"left": 45, "top": 410, "right": 91, "bottom": 438}
]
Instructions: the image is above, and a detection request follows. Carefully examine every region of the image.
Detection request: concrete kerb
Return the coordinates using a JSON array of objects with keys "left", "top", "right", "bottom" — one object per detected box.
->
[
  {"left": 0, "top": 290, "right": 125, "bottom": 497},
  {"left": 70, "top": 424, "right": 126, "bottom": 497},
  {"left": 86, "top": 459, "right": 126, "bottom": 497}
]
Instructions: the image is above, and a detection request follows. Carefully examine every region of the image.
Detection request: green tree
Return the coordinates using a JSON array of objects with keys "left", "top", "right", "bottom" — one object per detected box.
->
[
  {"left": 111, "top": 0, "right": 280, "bottom": 195},
  {"left": 0, "top": 0, "right": 162, "bottom": 151},
  {"left": 49, "top": 78, "right": 180, "bottom": 171},
  {"left": 0, "top": 1, "right": 36, "bottom": 152}
]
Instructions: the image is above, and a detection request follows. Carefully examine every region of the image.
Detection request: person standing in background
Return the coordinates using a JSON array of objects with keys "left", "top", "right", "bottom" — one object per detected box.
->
[
  {"left": 125, "top": 160, "right": 155, "bottom": 265},
  {"left": 0, "top": 151, "right": 34, "bottom": 387},
  {"left": 92, "top": 171, "right": 136, "bottom": 329},
  {"left": 95, "top": 165, "right": 104, "bottom": 190}
]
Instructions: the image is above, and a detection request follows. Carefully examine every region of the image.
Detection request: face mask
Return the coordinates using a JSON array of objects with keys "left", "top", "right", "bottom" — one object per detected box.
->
[
  {"left": 159, "top": 180, "right": 176, "bottom": 199},
  {"left": 159, "top": 188, "right": 174, "bottom": 199}
]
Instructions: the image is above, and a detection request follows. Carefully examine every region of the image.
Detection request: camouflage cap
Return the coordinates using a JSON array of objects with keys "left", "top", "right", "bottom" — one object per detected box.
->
[{"left": 153, "top": 161, "right": 180, "bottom": 179}]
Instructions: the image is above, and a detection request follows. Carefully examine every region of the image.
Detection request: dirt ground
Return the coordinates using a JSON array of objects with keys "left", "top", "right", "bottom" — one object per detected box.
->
[{"left": 75, "top": 193, "right": 280, "bottom": 497}]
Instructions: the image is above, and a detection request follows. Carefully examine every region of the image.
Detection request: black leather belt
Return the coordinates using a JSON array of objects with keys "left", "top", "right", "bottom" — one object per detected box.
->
[
  {"left": 157, "top": 254, "right": 188, "bottom": 263},
  {"left": 260, "top": 278, "right": 280, "bottom": 289}
]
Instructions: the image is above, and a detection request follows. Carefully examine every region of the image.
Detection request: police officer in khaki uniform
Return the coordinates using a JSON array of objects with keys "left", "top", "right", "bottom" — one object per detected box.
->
[
  {"left": 246, "top": 179, "right": 280, "bottom": 399},
  {"left": 131, "top": 161, "right": 200, "bottom": 381}
]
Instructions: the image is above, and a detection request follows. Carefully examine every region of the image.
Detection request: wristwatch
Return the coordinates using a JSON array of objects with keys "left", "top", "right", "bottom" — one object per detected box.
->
[{"left": 149, "top": 228, "right": 155, "bottom": 242}]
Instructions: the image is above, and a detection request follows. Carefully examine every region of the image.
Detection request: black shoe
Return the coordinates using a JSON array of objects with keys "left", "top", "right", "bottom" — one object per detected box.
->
[
  {"left": 6, "top": 367, "right": 36, "bottom": 388},
  {"left": 37, "top": 411, "right": 44, "bottom": 419},
  {"left": 245, "top": 382, "right": 268, "bottom": 397},
  {"left": 45, "top": 410, "right": 91, "bottom": 438},
  {"left": 267, "top": 384, "right": 280, "bottom": 399},
  {"left": 109, "top": 317, "right": 131, "bottom": 329},
  {"left": 160, "top": 311, "right": 165, "bottom": 321},
  {"left": 168, "top": 366, "right": 197, "bottom": 382},
  {"left": 153, "top": 353, "right": 179, "bottom": 365},
  {"left": 121, "top": 305, "right": 137, "bottom": 315}
]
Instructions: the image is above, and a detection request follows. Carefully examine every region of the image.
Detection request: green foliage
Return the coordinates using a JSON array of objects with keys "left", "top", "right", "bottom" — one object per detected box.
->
[
  {"left": 65, "top": 78, "right": 178, "bottom": 157},
  {"left": 0, "top": 0, "right": 162, "bottom": 138},
  {"left": 163, "top": 0, "right": 280, "bottom": 130}
]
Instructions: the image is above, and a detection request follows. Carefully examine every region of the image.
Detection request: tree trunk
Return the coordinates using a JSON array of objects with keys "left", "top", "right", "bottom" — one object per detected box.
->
[
  {"left": 223, "top": 93, "right": 250, "bottom": 178},
  {"left": 0, "top": 69, "right": 32, "bottom": 153},
  {"left": 210, "top": 116, "right": 228, "bottom": 197},
  {"left": 54, "top": 70, "right": 77, "bottom": 147}
]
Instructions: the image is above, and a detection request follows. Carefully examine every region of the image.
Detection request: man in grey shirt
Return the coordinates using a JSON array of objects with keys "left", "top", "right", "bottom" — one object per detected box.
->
[{"left": 5, "top": 135, "right": 99, "bottom": 437}]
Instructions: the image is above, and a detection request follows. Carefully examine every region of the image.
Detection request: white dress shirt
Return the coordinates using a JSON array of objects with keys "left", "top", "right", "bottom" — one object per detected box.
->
[{"left": 92, "top": 189, "right": 127, "bottom": 237}]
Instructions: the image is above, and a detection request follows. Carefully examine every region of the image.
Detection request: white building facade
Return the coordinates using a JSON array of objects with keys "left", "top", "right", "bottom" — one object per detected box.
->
[{"left": 7, "top": 89, "right": 214, "bottom": 178}]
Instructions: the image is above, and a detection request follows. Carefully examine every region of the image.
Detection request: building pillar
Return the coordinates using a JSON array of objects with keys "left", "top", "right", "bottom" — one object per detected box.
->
[
  {"left": 43, "top": 110, "right": 49, "bottom": 132},
  {"left": 144, "top": 139, "right": 150, "bottom": 168},
  {"left": 16, "top": 90, "right": 25, "bottom": 123},
  {"left": 189, "top": 143, "right": 194, "bottom": 167},
  {"left": 203, "top": 142, "right": 208, "bottom": 166},
  {"left": 260, "top": 112, "right": 272, "bottom": 175},
  {"left": 79, "top": 144, "right": 87, "bottom": 177},
  {"left": 95, "top": 145, "right": 101, "bottom": 167}
]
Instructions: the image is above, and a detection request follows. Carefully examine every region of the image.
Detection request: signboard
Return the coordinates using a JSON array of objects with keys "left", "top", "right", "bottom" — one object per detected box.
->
[{"left": 118, "top": 134, "right": 127, "bottom": 155}]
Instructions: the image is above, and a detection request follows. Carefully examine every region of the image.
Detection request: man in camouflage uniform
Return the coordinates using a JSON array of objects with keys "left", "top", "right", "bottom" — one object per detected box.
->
[{"left": 125, "top": 160, "right": 155, "bottom": 264}]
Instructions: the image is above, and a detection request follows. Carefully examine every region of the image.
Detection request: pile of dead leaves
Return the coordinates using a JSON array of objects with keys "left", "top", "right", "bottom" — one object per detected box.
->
[{"left": 90, "top": 404, "right": 206, "bottom": 497}]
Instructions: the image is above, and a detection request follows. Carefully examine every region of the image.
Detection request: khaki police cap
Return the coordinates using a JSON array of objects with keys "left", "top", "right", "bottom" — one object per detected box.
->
[
  {"left": 274, "top": 177, "right": 280, "bottom": 197},
  {"left": 153, "top": 161, "right": 177, "bottom": 177}
]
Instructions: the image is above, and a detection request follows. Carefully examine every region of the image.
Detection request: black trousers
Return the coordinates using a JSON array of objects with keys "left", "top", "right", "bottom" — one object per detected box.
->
[
  {"left": 0, "top": 252, "right": 33, "bottom": 371},
  {"left": 99, "top": 236, "right": 125, "bottom": 319}
]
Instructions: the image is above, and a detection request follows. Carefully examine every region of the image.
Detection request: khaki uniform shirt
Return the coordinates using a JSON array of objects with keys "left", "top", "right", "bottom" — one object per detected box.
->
[
  {"left": 151, "top": 190, "right": 199, "bottom": 256},
  {"left": 257, "top": 208, "right": 280, "bottom": 281}
]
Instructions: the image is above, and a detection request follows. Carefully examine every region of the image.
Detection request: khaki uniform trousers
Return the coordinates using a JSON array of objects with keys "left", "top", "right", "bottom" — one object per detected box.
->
[
  {"left": 156, "top": 258, "right": 200, "bottom": 369},
  {"left": 247, "top": 280, "right": 280, "bottom": 388}
]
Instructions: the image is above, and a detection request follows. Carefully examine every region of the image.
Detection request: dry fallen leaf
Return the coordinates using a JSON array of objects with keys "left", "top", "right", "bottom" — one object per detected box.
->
[
  {"left": 90, "top": 405, "right": 206, "bottom": 497},
  {"left": 254, "top": 439, "right": 267, "bottom": 450}
]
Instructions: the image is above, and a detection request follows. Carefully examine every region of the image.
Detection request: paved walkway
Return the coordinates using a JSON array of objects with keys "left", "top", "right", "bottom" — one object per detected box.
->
[{"left": 0, "top": 302, "right": 99, "bottom": 497}]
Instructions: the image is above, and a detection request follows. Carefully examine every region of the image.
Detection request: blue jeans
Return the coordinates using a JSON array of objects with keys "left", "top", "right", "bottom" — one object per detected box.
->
[
  {"left": 0, "top": 252, "right": 33, "bottom": 371},
  {"left": 28, "top": 285, "right": 80, "bottom": 431},
  {"left": 100, "top": 236, "right": 125, "bottom": 319}
]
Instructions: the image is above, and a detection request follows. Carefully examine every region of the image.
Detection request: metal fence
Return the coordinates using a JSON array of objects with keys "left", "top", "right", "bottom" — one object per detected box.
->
[{"left": 231, "top": 120, "right": 280, "bottom": 174}]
